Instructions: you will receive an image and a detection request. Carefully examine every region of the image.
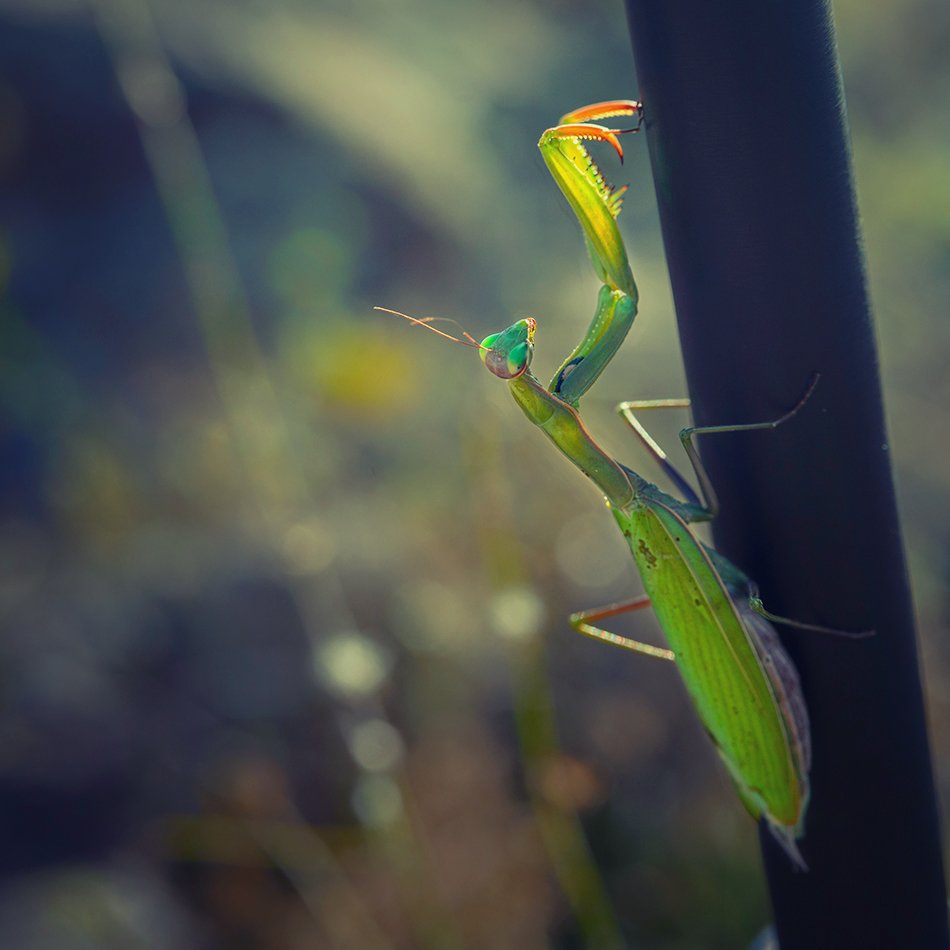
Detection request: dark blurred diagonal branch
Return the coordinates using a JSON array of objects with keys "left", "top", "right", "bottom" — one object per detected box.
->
[
  {"left": 89, "top": 4, "right": 428, "bottom": 946},
  {"left": 623, "top": 0, "right": 949, "bottom": 945},
  {"left": 92, "top": 0, "right": 302, "bottom": 502},
  {"left": 92, "top": 0, "right": 365, "bottom": 632}
]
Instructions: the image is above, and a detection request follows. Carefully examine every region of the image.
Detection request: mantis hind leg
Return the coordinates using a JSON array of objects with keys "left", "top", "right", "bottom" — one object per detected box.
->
[
  {"left": 747, "top": 588, "right": 874, "bottom": 639},
  {"left": 570, "top": 596, "right": 675, "bottom": 661}
]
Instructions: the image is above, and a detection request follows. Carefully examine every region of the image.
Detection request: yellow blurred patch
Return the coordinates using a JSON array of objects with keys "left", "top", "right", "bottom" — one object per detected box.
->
[{"left": 281, "top": 317, "right": 423, "bottom": 424}]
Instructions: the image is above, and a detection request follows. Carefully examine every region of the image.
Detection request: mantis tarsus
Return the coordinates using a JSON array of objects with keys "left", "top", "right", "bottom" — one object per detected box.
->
[{"left": 378, "top": 100, "right": 862, "bottom": 870}]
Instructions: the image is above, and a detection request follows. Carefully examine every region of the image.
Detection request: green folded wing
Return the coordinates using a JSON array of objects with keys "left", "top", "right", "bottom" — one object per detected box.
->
[{"left": 613, "top": 501, "right": 804, "bottom": 827}]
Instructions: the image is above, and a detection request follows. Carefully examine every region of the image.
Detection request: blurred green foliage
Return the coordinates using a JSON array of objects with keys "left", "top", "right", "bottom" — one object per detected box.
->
[{"left": 0, "top": 0, "right": 946, "bottom": 947}]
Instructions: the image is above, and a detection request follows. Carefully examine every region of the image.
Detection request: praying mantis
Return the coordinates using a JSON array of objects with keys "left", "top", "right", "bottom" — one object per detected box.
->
[{"left": 378, "top": 100, "right": 855, "bottom": 869}]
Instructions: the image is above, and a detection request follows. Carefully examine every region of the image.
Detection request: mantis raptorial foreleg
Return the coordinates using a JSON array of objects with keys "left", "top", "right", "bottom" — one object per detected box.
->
[
  {"left": 538, "top": 101, "right": 642, "bottom": 408},
  {"left": 551, "top": 287, "right": 637, "bottom": 407}
]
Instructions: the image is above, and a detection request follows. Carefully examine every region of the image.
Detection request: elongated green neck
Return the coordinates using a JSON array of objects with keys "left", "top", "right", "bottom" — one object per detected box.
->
[{"left": 507, "top": 371, "right": 635, "bottom": 509}]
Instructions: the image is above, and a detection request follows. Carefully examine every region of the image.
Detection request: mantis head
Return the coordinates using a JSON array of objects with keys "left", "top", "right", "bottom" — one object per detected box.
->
[{"left": 479, "top": 318, "right": 536, "bottom": 380}]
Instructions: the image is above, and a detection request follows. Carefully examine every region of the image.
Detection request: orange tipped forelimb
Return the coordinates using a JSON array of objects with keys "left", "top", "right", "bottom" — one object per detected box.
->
[
  {"left": 558, "top": 99, "right": 643, "bottom": 127},
  {"left": 537, "top": 112, "right": 639, "bottom": 296},
  {"left": 543, "top": 123, "right": 629, "bottom": 164}
]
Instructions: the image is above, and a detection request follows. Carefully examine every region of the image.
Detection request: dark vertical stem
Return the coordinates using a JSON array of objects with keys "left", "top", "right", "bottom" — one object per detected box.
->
[{"left": 622, "top": 1, "right": 948, "bottom": 946}]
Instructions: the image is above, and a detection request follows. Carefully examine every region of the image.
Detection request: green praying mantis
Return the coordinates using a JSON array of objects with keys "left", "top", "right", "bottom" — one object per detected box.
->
[{"left": 378, "top": 100, "right": 861, "bottom": 869}]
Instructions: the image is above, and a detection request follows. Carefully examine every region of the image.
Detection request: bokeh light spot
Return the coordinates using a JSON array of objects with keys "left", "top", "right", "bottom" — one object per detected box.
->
[
  {"left": 313, "top": 631, "right": 391, "bottom": 700},
  {"left": 347, "top": 718, "right": 405, "bottom": 773},
  {"left": 351, "top": 774, "right": 403, "bottom": 829},
  {"left": 282, "top": 519, "right": 337, "bottom": 575},
  {"left": 393, "top": 579, "right": 477, "bottom": 654},
  {"left": 487, "top": 585, "right": 545, "bottom": 641}
]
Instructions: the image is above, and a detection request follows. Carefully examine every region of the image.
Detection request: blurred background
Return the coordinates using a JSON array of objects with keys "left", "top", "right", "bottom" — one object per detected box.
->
[{"left": 0, "top": 0, "right": 947, "bottom": 947}]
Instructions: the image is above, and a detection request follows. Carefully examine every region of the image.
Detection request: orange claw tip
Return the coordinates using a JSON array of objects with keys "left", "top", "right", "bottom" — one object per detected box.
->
[
  {"left": 549, "top": 123, "right": 626, "bottom": 164},
  {"left": 559, "top": 99, "right": 643, "bottom": 125}
]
